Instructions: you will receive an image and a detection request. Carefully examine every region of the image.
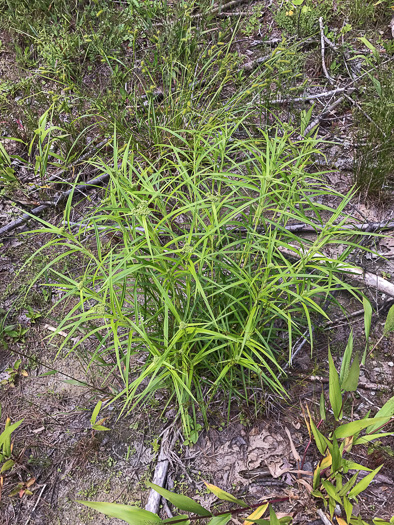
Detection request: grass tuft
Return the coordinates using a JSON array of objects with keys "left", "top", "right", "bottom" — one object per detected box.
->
[{"left": 24, "top": 123, "right": 364, "bottom": 438}]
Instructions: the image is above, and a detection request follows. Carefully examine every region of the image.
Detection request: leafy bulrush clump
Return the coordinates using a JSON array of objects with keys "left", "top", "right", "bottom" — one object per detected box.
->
[{"left": 27, "top": 124, "right": 363, "bottom": 439}]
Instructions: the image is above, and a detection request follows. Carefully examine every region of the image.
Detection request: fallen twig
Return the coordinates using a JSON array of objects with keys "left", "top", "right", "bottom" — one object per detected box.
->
[
  {"left": 191, "top": 0, "right": 246, "bottom": 18},
  {"left": 317, "top": 509, "right": 333, "bottom": 525},
  {"left": 278, "top": 245, "right": 394, "bottom": 298},
  {"left": 324, "top": 308, "right": 364, "bottom": 327},
  {"left": 24, "top": 484, "right": 47, "bottom": 525},
  {"left": 242, "top": 54, "right": 270, "bottom": 72},
  {"left": 295, "top": 374, "right": 386, "bottom": 392},
  {"left": 27, "top": 138, "right": 111, "bottom": 192},
  {"left": 303, "top": 96, "right": 344, "bottom": 136},
  {"left": 65, "top": 219, "right": 394, "bottom": 236},
  {"left": 344, "top": 93, "right": 387, "bottom": 138},
  {"left": 145, "top": 428, "right": 171, "bottom": 515},
  {"left": 270, "top": 87, "right": 355, "bottom": 105},
  {"left": 319, "top": 17, "right": 334, "bottom": 85},
  {"left": 0, "top": 172, "right": 110, "bottom": 238}
]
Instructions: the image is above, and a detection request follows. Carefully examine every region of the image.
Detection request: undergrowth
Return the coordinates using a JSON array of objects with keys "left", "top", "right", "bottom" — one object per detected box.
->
[{"left": 354, "top": 65, "right": 394, "bottom": 195}]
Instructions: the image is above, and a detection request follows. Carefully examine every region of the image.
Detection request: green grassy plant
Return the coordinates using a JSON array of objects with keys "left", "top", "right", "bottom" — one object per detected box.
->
[
  {"left": 354, "top": 65, "right": 394, "bottom": 195},
  {"left": 340, "top": 0, "right": 393, "bottom": 29},
  {"left": 274, "top": 0, "right": 331, "bottom": 38},
  {"left": 22, "top": 121, "right": 370, "bottom": 439}
]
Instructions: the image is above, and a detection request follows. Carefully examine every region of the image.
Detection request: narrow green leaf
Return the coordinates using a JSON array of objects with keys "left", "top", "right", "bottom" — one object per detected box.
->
[
  {"left": 91, "top": 401, "right": 102, "bottom": 426},
  {"left": 39, "top": 370, "right": 57, "bottom": 377},
  {"left": 342, "top": 460, "right": 372, "bottom": 472},
  {"left": 147, "top": 482, "right": 211, "bottom": 516},
  {"left": 269, "top": 505, "right": 280, "bottom": 525},
  {"left": 208, "top": 514, "right": 232, "bottom": 525},
  {"left": 338, "top": 473, "right": 359, "bottom": 497},
  {"left": 313, "top": 465, "right": 321, "bottom": 490},
  {"left": 354, "top": 432, "right": 393, "bottom": 445},
  {"left": 91, "top": 424, "right": 111, "bottom": 431},
  {"left": 328, "top": 349, "right": 342, "bottom": 420},
  {"left": 343, "top": 496, "right": 353, "bottom": 523},
  {"left": 365, "top": 396, "right": 394, "bottom": 433},
  {"left": 310, "top": 417, "right": 330, "bottom": 455},
  {"left": 322, "top": 480, "right": 342, "bottom": 504},
  {"left": 319, "top": 391, "right": 326, "bottom": 421},
  {"left": 0, "top": 419, "right": 24, "bottom": 449},
  {"left": 62, "top": 379, "right": 88, "bottom": 387},
  {"left": 0, "top": 459, "right": 15, "bottom": 473},
  {"left": 205, "top": 482, "right": 248, "bottom": 508},
  {"left": 340, "top": 332, "right": 353, "bottom": 384},
  {"left": 383, "top": 305, "right": 394, "bottom": 335},
  {"left": 348, "top": 465, "right": 383, "bottom": 498},
  {"left": 77, "top": 501, "right": 163, "bottom": 525},
  {"left": 342, "top": 355, "right": 360, "bottom": 392},
  {"left": 331, "top": 435, "right": 341, "bottom": 473},
  {"left": 334, "top": 417, "right": 389, "bottom": 439},
  {"left": 363, "top": 298, "right": 372, "bottom": 341}
]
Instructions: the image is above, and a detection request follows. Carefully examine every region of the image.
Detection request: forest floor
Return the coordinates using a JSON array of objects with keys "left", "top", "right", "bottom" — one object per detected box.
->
[{"left": 0, "top": 1, "right": 394, "bottom": 524}]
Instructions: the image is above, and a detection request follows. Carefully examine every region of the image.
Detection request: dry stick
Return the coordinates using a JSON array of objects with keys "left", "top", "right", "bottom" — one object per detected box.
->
[
  {"left": 242, "top": 54, "right": 270, "bottom": 72},
  {"left": 0, "top": 172, "right": 110, "bottom": 238},
  {"left": 168, "top": 497, "right": 290, "bottom": 525},
  {"left": 7, "top": 347, "right": 110, "bottom": 395},
  {"left": 269, "top": 86, "right": 355, "bottom": 105},
  {"left": 191, "top": 0, "right": 247, "bottom": 18},
  {"left": 145, "top": 428, "right": 171, "bottom": 515},
  {"left": 67, "top": 219, "right": 394, "bottom": 235},
  {"left": 317, "top": 509, "right": 333, "bottom": 525},
  {"left": 217, "top": 11, "right": 252, "bottom": 16},
  {"left": 278, "top": 245, "right": 394, "bottom": 298},
  {"left": 24, "top": 484, "right": 47, "bottom": 525},
  {"left": 324, "top": 308, "right": 364, "bottom": 327},
  {"left": 46, "top": 138, "right": 110, "bottom": 184},
  {"left": 319, "top": 17, "right": 334, "bottom": 85},
  {"left": 303, "top": 96, "right": 344, "bottom": 136},
  {"left": 295, "top": 374, "right": 386, "bottom": 392},
  {"left": 27, "top": 138, "right": 111, "bottom": 193}
]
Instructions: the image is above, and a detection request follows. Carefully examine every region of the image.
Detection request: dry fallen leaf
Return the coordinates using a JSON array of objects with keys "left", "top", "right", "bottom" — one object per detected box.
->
[{"left": 285, "top": 427, "right": 301, "bottom": 463}]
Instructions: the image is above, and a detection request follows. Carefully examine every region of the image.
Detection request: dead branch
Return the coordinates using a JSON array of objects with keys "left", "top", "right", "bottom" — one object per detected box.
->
[
  {"left": 270, "top": 87, "right": 355, "bottom": 105},
  {"left": 27, "top": 138, "right": 110, "bottom": 192},
  {"left": 317, "top": 509, "right": 333, "bottom": 525},
  {"left": 303, "top": 96, "right": 344, "bottom": 135},
  {"left": 191, "top": 0, "right": 247, "bottom": 18},
  {"left": 278, "top": 245, "right": 394, "bottom": 298},
  {"left": 0, "top": 172, "right": 110, "bottom": 238},
  {"left": 319, "top": 17, "right": 334, "bottom": 85},
  {"left": 65, "top": 219, "right": 394, "bottom": 236},
  {"left": 297, "top": 374, "right": 387, "bottom": 392},
  {"left": 344, "top": 93, "right": 387, "bottom": 138},
  {"left": 242, "top": 54, "right": 270, "bottom": 71},
  {"left": 145, "top": 428, "right": 173, "bottom": 515}
]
